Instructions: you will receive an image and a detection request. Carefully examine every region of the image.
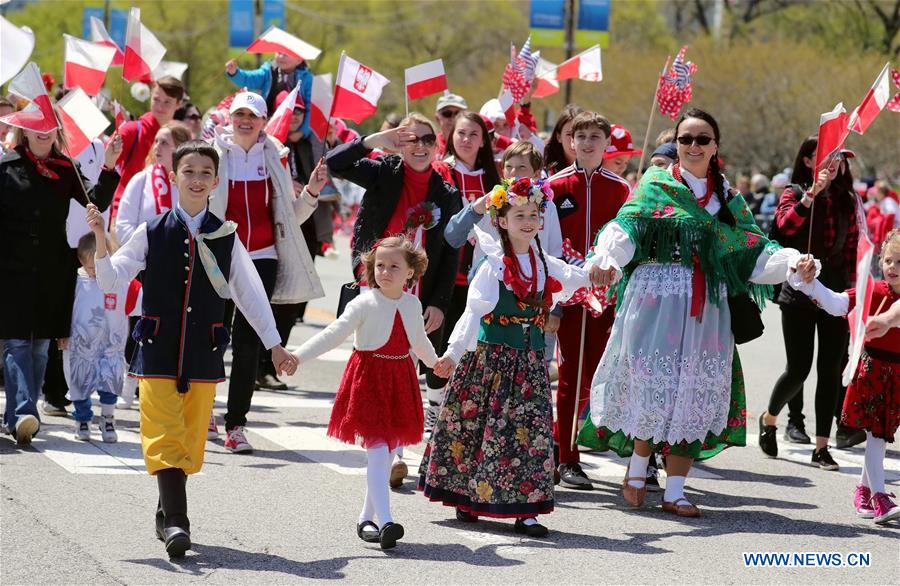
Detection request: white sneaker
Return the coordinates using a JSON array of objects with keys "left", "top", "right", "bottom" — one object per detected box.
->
[
  {"left": 40, "top": 401, "right": 67, "bottom": 417},
  {"left": 15, "top": 414, "right": 40, "bottom": 445},
  {"left": 224, "top": 426, "right": 253, "bottom": 453},
  {"left": 98, "top": 415, "right": 117, "bottom": 443},
  {"left": 207, "top": 412, "right": 219, "bottom": 440},
  {"left": 74, "top": 420, "right": 91, "bottom": 441},
  {"left": 424, "top": 403, "right": 440, "bottom": 435}
]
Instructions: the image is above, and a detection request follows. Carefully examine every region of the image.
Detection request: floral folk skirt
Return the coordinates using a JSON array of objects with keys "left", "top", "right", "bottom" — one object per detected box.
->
[{"left": 841, "top": 349, "right": 899, "bottom": 442}]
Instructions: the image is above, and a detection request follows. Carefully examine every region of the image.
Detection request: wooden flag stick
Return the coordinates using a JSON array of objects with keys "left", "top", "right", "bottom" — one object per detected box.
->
[{"left": 635, "top": 57, "right": 670, "bottom": 180}]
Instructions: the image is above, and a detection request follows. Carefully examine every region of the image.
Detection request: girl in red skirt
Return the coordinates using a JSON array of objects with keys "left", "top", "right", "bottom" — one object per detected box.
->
[
  {"left": 796, "top": 229, "right": 900, "bottom": 525},
  {"left": 293, "top": 236, "right": 437, "bottom": 548}
]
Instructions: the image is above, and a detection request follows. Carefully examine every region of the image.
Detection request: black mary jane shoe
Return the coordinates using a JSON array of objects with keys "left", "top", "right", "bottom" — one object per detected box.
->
[
  {"left": 455, "top": 508, "right": 479, "bottom": 523},
  {"left": 356, "top": 521, "right": 381, "bottom": 543},
  {"left": 378, "top": 522, "right": 404, "bottom": 550},
  {"left": 514, "top": 518, "right": 549, "bottom": 538},
  {"left": 163, "top": 526, "right": 191, "bottom": 558}
]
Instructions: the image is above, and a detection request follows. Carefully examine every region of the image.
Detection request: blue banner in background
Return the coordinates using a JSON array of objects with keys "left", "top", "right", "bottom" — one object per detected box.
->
[
  {"left": 229, "top": 0, "right": 255, "bottom": 48},
  {"left": 81, "top": 7, "right": 127, "bottom": 49},
  {"left": 576, "top": 0, "right": 610, "bottom": 47},
  {"left": 529, "top": 0, "right": 566, "bottom": 47},
  {"left": 82, "top": 7, "right": 103, "bottom": 40},
  {"left": 263, "top": 0, "right": 285, "bottom": 29}
]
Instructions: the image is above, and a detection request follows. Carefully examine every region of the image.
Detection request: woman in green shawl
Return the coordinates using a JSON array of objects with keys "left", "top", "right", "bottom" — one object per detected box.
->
[{"left": 584, "top": 109, "right": 817, "bottom": 517}]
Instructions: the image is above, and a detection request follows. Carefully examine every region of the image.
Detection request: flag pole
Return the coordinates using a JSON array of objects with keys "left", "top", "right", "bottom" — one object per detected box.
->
[
  {"left": 569, "top": 306, "right": 588, "bottom": 452},
  {"left": 636, "top": 57, "right": 670, "bottom": 180}
]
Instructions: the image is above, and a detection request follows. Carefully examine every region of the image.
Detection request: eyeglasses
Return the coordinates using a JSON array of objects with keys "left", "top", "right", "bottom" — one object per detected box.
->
[
  {"left": 676, "top": 134, "right": 714, "bottom": 146},
  {"left": 439, "top": 109, "right": 460, "bottom": 119},
  {"left": 410, "top": 133, "right": 437, "bottom": 147}
]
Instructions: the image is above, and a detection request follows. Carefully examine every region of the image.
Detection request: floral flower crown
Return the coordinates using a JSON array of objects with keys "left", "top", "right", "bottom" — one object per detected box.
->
[{"left": 487, "top": 177, "right": 553, "bottom": 218}]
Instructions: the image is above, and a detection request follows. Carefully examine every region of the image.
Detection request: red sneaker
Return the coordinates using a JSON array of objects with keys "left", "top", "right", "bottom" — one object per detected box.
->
[
  {"left": 872, "top": 492, "right": 900, "bottom": 524},
  {"left": 224, "top": 426, "right": 253, "bottom": 453}
]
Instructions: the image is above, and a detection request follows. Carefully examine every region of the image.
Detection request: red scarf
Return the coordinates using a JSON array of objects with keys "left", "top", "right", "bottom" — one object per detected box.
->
[
  {"left": 22, "top": 145, "right": 72, "bottom": 180},
  {"left": 672, "top": 163, "right": 715, "bottom": 319},
  {"left": 383, "top": 162, "right": 432, "bottom": 238},
  {"left": 149, "top": 163, "right": 173, "bottom": 214},
  {"left": 502, "top": 244, "right": 538, "bottom": 302}
]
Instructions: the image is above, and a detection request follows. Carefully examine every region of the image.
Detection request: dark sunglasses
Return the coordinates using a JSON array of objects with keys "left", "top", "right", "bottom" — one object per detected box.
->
[
  {"left": 676, "top": 134, "right": 714, "bottom": 146},
  {"left": 439, "top": 109, "right": 460, "bottom": 119},
  {"left": 410, "top": 133, "right": 437, "bottom": 147},
  {"left": 185, "top": 114, "right": 201, "bottom": 121}
]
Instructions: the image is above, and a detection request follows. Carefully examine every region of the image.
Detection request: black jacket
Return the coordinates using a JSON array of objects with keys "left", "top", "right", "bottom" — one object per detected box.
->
[
  {"left": 0, "top": 147, "right": 118, "bottom": 339},
  {"left": 326, "top": 137, "right": 461, "bottom": 312}
]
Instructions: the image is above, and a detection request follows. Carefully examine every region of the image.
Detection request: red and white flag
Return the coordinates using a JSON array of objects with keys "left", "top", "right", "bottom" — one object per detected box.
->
[
  {"left": 405, "top": 59, "right": 447, "bottom": 101},
  {"left": 0, "top": 15, "right": 35, "bottom": 86},
  {"left": 152, "top": 60, "right": 188, "bottom": 81},
  {"left": 246, "top": 26, "right": 321, "bottom": 62},
  {"left": 0, "top": 62, "right": 58, "bottom": 133},
  {"left": 63, "top": 34, "right": 116, "bottom": 96},
  {"left": 57, "top": 87, "right": 111, "bottom": 158},
  {"left": 112, "top": 100, "right": 127, "bottom": 130},
  {"left": 842, "top": 233, "right": 875, "bottom": 386},
  {"left": 848, "top": 62, "right": 892, "bottom": 135},
  {"left": 89, "top": 16, "right": 124, "bottom": 66},
  {"left": 813, "top": 102, "right": 850, "bottom": 176},
  {"left": 265, "top": 82, "right": 301, "bottom": 144},
  {"left": 532, "top": 57, "right": 560, "bottom": 99},
  {"left": 497, "top": 88, "right": 516, "bottom": 127},
  {"left": 122, "top": 8, "right": 166, "bottom": 82},
  {"left": 556, "top": 45, "right": 602, "bottom": 82},
  {"left": 330, "top": 53, "right": 389, "bottom": 124},
  {"left": 309, "top": 73, "right": 333, "bottom": 141}
]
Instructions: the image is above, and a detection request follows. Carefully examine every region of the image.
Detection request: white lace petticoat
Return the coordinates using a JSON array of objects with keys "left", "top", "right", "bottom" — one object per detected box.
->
[{"left": 590, "top": 263, "right": 735, "bottom": 445}]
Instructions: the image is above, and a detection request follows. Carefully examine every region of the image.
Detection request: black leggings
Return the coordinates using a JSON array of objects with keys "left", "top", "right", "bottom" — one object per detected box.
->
[{"left": 767, "top": 305, "right": 848, "bottom": 438}]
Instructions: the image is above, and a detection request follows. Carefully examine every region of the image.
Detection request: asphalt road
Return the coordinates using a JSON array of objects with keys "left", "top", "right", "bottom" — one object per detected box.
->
[{"left": 2, "top": 234, "right": 898, "bottom": 585}]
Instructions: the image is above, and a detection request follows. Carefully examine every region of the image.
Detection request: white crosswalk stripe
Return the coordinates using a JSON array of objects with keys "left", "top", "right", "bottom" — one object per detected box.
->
[{"left": 37, "top": 427, "right": 145, "bottom": 475}]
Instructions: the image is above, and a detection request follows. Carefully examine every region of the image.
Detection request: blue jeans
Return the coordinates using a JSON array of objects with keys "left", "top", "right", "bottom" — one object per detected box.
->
[
  {"left": 2, "top": 339, "right": 50, "bottom": 433},
  {"left": 72, "top": 391, "right": 118, "bottom": 422}
]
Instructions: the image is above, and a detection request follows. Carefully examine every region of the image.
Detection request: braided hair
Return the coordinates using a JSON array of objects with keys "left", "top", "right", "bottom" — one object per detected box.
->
[{"left": 675, "top": 108, "right": 736, "bottom": 227}]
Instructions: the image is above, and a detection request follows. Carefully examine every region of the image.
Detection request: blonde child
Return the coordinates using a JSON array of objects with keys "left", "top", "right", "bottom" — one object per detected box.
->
[
  {"left": 292, "top": 236, "right": 437, "bottom": 549},
  {"left": 796, "top": 229, "right": 900, "bottom": 524}
]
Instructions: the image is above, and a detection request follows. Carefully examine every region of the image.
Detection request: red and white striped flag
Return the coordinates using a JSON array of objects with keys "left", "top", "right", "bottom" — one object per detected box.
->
[
  {"left": 497, "top": 88, "right": 516, "bottom": 127},
  {"left": 532, "top": 57, "right": 560, "bottom": 99},
  {"left": 265, "top": 82, "right": 301, "bottom": 144},
  {"left": 848, "top": 63, "right": 892, "bottom": 135},
  {"left": 0, "top": 62, "right": 58, "bottom": 133},
  {"left": 63, "top": 34, "right": 117, "bottom": 96},
  {"left": 405, "top": 59, "right": 447, "bottom": 101},
  {"left": 556, "top": 45, "right": 602, "bottom": 82},
  {"left": 309, "top": 73, "right": 333, "bottom": 141},
  {"left": 57, "top": 87, "right": 111, "bottom": 158},
  {"left": 0, "top": 15, "right": 35, "bottom": 86},
  {"left": 330, "top": 53, "right": 389, "bottom": 124},
  {"left": 813, "top": 102, "right": 850, "bottom": 176},
  {"left": 246, "top": 26, "right": 321, "bottom": 62},
  {"left": 89, "top": 16, "right": 124, "bottom": 66},
  {"left": 122, "top": 8, "right": 166, "bottom": 82},
  {"left": 842, "top": 232, "right": 875, "bottom": 386}
]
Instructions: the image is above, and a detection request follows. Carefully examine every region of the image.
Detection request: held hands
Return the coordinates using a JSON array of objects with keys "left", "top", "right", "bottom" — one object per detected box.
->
[
  {"left": 590, "top": 264, "right": 617, "bottom": 288},
  {"left": 433, "top": 355, "right": 456, "bottom": 379},
  {"left": 103, "top": 132, "right": 122, "bottom": 168},
  {"left": 363, "top": 125, "right": 419, "bottom": 151},
  {"left": 306, "top": 156, "right": 329, "bottom": 196},
  {"left": 544, "top": 314, "right": 561, "bottom": 334},
  {"left": 423, "top": 306, "right": 444, "bottom": 334},
  {"left": 57, "top": 338, "right": 69, "bottom": 351},
  {"left": 225, "top": 59, "right": 238, "bottom": 75},
  {"left": 795, "top": 255, "right": 818, "bottom": 284},
  {"left": 271, "top": 345, "right": 298, "bottom": 376}
]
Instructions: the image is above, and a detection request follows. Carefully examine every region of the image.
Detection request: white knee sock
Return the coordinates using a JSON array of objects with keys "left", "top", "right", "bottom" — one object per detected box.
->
[
  {"left": 121, "top": 375, "right": 137, "bottom": 404},
  {"left": 100, "top": 403, "right": 115, "bottom": 417},
  {"left": 627, "top": 453, "right": 650, "bottom": 488},
  {"left": 364, "top": 444, "right": 393, "bottom": 525},
  {"left": 664, "top": 475, "right": 687, "bottom": 503},
  {"left": 425, "top": 384, "right": 445, "bottom": 406},
  {"left": 864, "top": 433, "right": 887, "bottom": 494}
]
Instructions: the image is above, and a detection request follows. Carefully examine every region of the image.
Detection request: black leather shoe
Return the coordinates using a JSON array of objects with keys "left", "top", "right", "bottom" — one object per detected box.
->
[
  {"left": 514, "top": 518, "right": 548, "bottom": 537},
  {"left": 163, "top": 526, "right": 191, "bottom": 557},
  {"left": 455, "top": 508, "right": 478, "bottom": 523},
  {"left": 256, "top": 373, "right": 288, "bottom": 391},
  {"left": 758, "top": 413, "right": 778, "bottom": 458},
  {"left": 379, "top": 522, "right": 404, "bottom": 550},
  {"left": 357, "top": 521, "right": 380, "bottom": 543},
  {"left": 811, "top": 446, "right": 839, "bottom": 471},
  {"left": 835, "top": 425, "right": 866, "bottom": 450},
  {"left": 784, "top": 421, "right": 811, "bottom": 444},
  {"left": 558, "top": 463, "right": 593, "bottom": 490}
]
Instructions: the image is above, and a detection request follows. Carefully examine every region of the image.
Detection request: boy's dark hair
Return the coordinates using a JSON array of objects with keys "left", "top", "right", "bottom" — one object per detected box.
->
[
  {"left": 501, "top": 140, "right": 543, "bottom": 175},
  {"left": 571, "top": 112, "right": 611, "bottom": 137},
  {"left": 173, "top": 140, "right": 219, "bottom": 174},
  {"left": 153, "top": 76, "right": 185, "bottom": 101},
  {"left": 77, "top": 232, "right": 96, "bottom": 261}
]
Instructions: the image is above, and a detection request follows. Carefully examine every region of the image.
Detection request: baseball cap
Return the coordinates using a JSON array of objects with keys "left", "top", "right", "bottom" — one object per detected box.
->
[
  {"left": 604, "top": 124, "right": 643, "bottom": 159},
  {"left": 651, "top": 142, "right": 677, "bottom": 160},
  {"left": 229, "top": 91, "right": 267, "bottom": 118},
  {"left": 771, "top": 173, "right": 789, "bottom": 189},
  {"left": 436, "top": 93, "right": 467, "bottom": 113}
]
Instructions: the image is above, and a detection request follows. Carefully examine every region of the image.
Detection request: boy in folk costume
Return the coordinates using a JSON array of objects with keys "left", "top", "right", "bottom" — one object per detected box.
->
[
  {"left": 87, "top": 141, "right": 297, "bottom": 558},
  {"left": 547, "top": 112, "right": 630, "bottom": 489}
]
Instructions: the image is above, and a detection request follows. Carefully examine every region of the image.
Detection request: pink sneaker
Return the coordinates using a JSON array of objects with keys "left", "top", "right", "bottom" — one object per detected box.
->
[
  {"left": 224, "top": 426, "right": 253, "bottom": 453},
  {"left": 207, "top": 412, "right": 219, "bottom": 440},
  {"left": 872, "top": 492, "right": 900, "bottom": 524},
  {"left": 854, "top": 485, "right": 875, "bottom": 518}
]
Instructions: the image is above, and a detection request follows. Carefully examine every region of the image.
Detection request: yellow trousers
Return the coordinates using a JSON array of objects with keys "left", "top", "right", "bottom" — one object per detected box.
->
[{"left": 139, "top": 378, "right": 215, "bottom": 476}]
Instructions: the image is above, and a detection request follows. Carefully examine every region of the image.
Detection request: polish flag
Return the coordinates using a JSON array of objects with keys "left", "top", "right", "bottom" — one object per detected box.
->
[
  {"left": 309, "top": 73, "right": 333, "bottom": 141},
  {"left": 266, "top": 83, "right": 301, "bottom": 144},
  {"left": 330, "top": 53, "right": 389, "bottom": 124},
  {"left": 246, "top": 26, "right": 321, "bottom": 62},
  {"left": 556, "top": 45, "right": 602, "bottom": 82},
  {"left": 89, "top": 16, "right": 124, "bottom": 66},
  {"left": 532, "top": 57, "right": 560, "bottom": 99},
  {"left": 497, "top": 88, "right": 516, "bottom": 127},
  {"left": 57, "top": 88, "right": 111, "bottom": 158},
  {"left": 63, "top": 35, "right": 116, "bottom": 96},
  {"left": 112, "top": 100, "right": 127, "bottom": 130},
  {"left": 813, "top": 102, "right": 850, "bottom": 176},
  {"left": 842, "top": 232, "right": 875, "bottom": 386},
  {"left": 848, "top": 62, "right": 892, "bottom": 135},
  {"left": 0, "top": 15, "right": 35, "bottom": 86},
  {"left": 151, "top": 60, "right": 188, "bottom": 81},
  {"left": 122, "top": 8, "right": 166, "bottom": 82},
  {"left": 0, "top": 62, "right": 58, "bottom": 133},
  {"left": 405, "top": 59, "right": 447, "bottom": 101}
]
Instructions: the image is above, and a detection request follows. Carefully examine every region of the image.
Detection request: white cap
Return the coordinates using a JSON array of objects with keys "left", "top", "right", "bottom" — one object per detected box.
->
[
  {"left": 229, "top": 91, "right": 267, "bottom": 118},
  {"left": 479, "top": 98, "right": 504, "bottom": 123}
]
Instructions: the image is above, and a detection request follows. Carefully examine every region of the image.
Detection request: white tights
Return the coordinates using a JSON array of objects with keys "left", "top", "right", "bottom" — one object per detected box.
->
[
  {"left": 860, "top": 432, "right": 887, "bottom": 494},
  {"left": 359, "top": 443, "right": 398, "bottom": 525}
]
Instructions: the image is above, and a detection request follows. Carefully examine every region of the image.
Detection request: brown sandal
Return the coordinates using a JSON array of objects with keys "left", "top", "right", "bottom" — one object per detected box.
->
[
  {"left": 662, "top": 497, "right": 701, "bottom": 517},
  {"left": 622, "top": 474, "right": 647, "bottom": 507}
]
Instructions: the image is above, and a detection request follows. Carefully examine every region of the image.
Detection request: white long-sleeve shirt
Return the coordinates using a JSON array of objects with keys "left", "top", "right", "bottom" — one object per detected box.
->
[
  {"left": 94, "top": 206, "right": 281, "bottom": 350},
  {"left": 115, "top": 167, "right": 180, "bottom": 245}
]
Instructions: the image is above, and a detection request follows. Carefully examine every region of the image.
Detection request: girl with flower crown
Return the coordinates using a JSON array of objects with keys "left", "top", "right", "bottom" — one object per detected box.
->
[{"left": 421, "top": 178, "right": 590, "bottom": 537}]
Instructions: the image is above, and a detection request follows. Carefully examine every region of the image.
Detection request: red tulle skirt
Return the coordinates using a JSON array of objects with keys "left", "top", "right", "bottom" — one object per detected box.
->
[
  {"left": 841, "top": 349, "right": 899, "bottom": 442},
  {"left": 327, "top": 312, "right": 423, "bottom": 450}
]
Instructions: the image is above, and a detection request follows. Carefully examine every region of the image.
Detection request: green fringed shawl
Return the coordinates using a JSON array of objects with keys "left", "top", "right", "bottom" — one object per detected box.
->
[{"left": 603, "top": 166, "right": 780, "bottom": 307}]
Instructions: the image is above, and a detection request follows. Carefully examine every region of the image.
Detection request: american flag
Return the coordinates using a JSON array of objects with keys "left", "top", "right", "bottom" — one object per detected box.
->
[
  {"left": 888, "top": 68, "right": 900, "bottom": 112},
  {"left": 656, "top": 45, "right": 698, "bottom": 121},
  {"left": 502, "top": 37, "right": 539, "bottom": 103}
]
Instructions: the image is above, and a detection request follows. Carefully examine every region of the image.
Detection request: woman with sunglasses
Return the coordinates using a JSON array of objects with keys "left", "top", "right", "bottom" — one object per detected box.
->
[
  {"left": 759, "top": 139, "right": 859, "bottom": 468},
  {"left": 173, "top": 102, "right": 203, "bottom": 140},
  {"left": 584, "top": 108, "right": 813, "bottom": 516}
]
